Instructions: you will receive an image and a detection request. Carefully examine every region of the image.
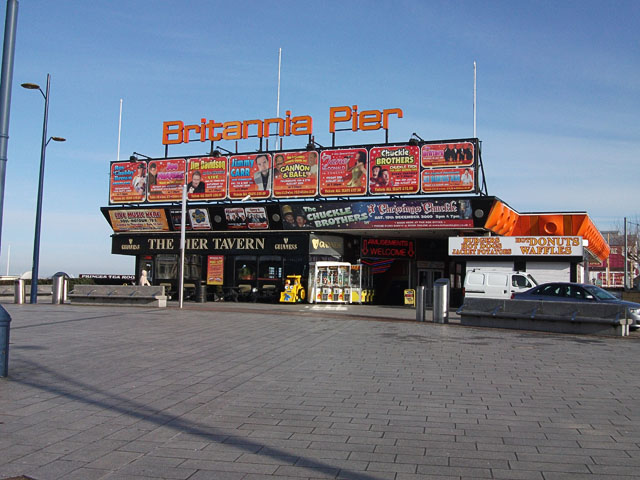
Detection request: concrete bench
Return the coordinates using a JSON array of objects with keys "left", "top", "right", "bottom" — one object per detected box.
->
[
  {"left": 68, "top": 285, "right": 167, "bottom": 307},
  {"left": 457, "top": 298, "right": 633, "bottom": 336}
]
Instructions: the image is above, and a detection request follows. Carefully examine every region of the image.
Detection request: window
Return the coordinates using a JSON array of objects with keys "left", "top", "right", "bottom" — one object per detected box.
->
[
  {"left": 512, "top": 275, "right": 533, "bottom": 288},
  {"left": 538, "top": 284, "right": 563, "bottom": 297},
  {"left": 184, "top": 255, "right": 201, "bottom": 281},
  {"left": 235, "top": 256, "right": 257, "bottom": 284},
  {"left": 258, "top": 256, "right": 283, "bottom": 282},
  {"left": 156, "top": 254, "right": 178, "bottom": 280}
]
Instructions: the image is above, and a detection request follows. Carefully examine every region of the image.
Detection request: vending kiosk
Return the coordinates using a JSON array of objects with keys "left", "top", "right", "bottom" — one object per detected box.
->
[{"left": 308, "top": 262, "right": 352, "bottom": 303}]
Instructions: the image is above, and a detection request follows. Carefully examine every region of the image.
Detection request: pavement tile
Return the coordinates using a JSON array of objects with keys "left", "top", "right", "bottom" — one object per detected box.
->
[
  {"left": 22, "top": 459, "right": 87, "bottom": 480},
  {"left": 2, "top": 303, "right": 640, "bottom": 480}
]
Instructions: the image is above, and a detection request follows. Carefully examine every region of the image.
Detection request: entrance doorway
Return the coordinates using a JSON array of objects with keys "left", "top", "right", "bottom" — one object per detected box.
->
[{"left": 418, "top": 269, "right": 444, "bottom": 307}]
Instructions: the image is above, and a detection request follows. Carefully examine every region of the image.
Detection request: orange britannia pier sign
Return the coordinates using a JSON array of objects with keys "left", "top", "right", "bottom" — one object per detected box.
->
[{"left": 162, "top": 106, "right": 403, "bottom": 145}]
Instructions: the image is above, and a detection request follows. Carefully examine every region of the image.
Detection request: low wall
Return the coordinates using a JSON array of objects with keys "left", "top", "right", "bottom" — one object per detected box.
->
[
  {"left": 458, "top": 298, "right": 632, "bottom": 336},
  {"left": 622, "top": 291, "right": 640, "bottom": 303},
  {"left": 69, "top": 285, "right": 167, "bottom": 307}
]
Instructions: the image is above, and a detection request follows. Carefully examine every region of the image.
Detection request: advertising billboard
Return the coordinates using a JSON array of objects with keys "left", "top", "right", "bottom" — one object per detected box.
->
[
  {"left": 272, "top": 150, "right": 318, "bottom": 198},
  {"left": 108, "top": 209, "right": 170, "bottom": 232},
  {"left": 228, "top": 153, "right": 272, "bottom": 200},
  {"left": 207, "top": 255, "right": 224, "bottom": 285},
  {"left": 421, "top": 142, "right": 474, "bottom": 168},
  {"left": 224, "top": 207, "right": 269, "bottom": 230},
  {"left": 186, "top": 156, "right": 227, "bottom": 200},
  {"left": 188, "top": 207, "right": 212, "bottom": 230},
  {"left": 147, "top": 158, "right": 186, "bottom": 202},
  {"left": 369, "top": 145, "right": 420, "bottom": 195},
  {"left": 422, "top": 167, "right": 475, "bottom": 193},
  {"left": 108, "top": 138, "right": 479, "bottom": 205},
  {"left": 109, "top": 161, "right": 147, "bottom": 204},
  {"left": 319, "top": 148, "right": 368, "bottom": 196}
]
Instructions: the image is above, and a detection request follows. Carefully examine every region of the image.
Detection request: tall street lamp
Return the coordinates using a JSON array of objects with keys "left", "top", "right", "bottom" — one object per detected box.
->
[{"left": 21, "top": 74, "right": 65, "bottom": 303}]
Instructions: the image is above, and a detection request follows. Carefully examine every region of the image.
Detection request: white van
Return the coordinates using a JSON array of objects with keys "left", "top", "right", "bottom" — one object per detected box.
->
[{"left": 463, "top": 270, "right": 538, "bottom": 299}]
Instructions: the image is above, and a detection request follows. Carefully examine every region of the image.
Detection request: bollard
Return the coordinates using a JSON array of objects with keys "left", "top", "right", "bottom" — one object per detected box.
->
[
  {"left": 433, "top": 278, "right": 450, "bottom": 324},
  {"left": 415, "top": 285, "right": 426, "bottom": 322},
  {"left": 0, "top": 305, "right": 11, "bottom": 377},
  {"left": 52, "top": 274, "right": 65, "bottom": 304},
  {"left": 195, "top": 282, "right": 207, "bottom": 303},
  {"left": 14, "top": 278, "right": 24, "bottom": 304}
]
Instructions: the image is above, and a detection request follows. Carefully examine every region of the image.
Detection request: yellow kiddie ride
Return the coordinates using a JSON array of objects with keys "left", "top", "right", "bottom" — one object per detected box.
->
[{"left": 279, "top": 275, "right": 306, "bottom": 303}]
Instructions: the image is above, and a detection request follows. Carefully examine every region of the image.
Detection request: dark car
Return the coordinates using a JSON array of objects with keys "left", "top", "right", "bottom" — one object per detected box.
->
[{"left": 512, "top": 282, "right": 640, "bottom": 325}]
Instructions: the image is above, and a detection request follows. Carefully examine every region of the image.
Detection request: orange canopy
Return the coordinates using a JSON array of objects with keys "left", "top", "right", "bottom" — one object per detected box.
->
[{"left": 484, "top": 199, "right": 610, "bottom": 262}]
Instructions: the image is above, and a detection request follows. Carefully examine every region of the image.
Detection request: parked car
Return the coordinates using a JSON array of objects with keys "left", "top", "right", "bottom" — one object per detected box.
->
[
  {"left": 463, "top": 270, "right": 538, "bottom": 299},
  {"left": 512, "top": 282, "right": 640, "bottom": 326}
]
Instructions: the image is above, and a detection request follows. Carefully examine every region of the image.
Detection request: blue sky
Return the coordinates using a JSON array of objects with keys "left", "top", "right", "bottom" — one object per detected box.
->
[{"left": 1, "top": 0, "right": 638, "bottom": 276}]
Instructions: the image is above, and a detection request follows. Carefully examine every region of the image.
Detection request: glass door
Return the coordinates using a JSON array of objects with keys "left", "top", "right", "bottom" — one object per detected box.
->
[{"left": 417, "top": 269, "right": 443, "bottom": 307}]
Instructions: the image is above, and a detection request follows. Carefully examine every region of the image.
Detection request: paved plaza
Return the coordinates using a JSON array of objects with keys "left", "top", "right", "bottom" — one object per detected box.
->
[{"left": 0, "top": 301, "right": 639, "bottom": 480}]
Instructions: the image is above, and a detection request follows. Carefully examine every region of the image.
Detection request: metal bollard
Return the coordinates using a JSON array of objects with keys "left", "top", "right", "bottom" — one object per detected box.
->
[
  {"left": 52, "top": 274, "right": 65, "bottom": 304},
  {"left": 14, "top": 278, "right": 24, "bottom": 304},
  {"left": 195, "top": 282, "right": 207, "bottom": 303},
  {"left": 415, "top": 285, "right": 426, "bottom": 322},
  {"left": 0, "top": 305, "right": 11, "bottom": 377},
  {"left": 433, "top": 278, "right": 450, "bottom": 324}
]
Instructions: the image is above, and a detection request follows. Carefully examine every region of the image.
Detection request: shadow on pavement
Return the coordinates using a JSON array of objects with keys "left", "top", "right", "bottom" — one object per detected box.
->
[{"left": 10, "top": 359, "right": 382, "bottom": 480}]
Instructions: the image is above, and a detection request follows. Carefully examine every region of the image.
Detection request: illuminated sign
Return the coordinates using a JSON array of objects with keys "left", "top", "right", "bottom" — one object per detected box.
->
[
  {"left": 448, "top": 236, "right": 583, "bottom": 256},
  {"left": 162, "top": 105, "right": 403, "bottom": 145},
  {"left": 362, "top": 238, "right": 416, "bottom": 258}
]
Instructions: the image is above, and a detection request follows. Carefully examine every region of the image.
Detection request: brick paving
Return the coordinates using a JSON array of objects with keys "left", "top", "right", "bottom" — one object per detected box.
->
[{"left": 0, "top": 302, "right": 639, "bottom": 479}]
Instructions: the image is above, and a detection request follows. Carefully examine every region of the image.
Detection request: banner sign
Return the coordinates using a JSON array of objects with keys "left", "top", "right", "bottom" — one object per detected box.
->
[
  {"left": 369, "top": 145, "right": 420, "bottom": 194},
  {"left": 421, "top": 142, "right": 474, "bottom": 167},
  {"left": 422, "top": 167, "right": 475, "bottom": 193},
  {"left": 228, "top": 153, "right": 272, "bottom": 199},
  {"left": 147, "top": 159, "right": 186, "bottom": 202},
  {"left": 448, "top": 236, "right": 584, "bottom": 256},
  {"left": 110, "top": 161, "right": 147, "bottom": 203},
  {"left": 362, "top": 238, "right": 416, "bottom": 258},
  {"left": 281, "top": 198, "right": 473, "bottom": 230},
  {"left": 187, "top": 156, "right": 227, "bottom": 200},
  {"left": 207, "top": 255, "right": 224, "bottom": 285},
  {"left": 272, "top": 150, "right": 318, "bottom": 198},
  {"left": 108, "top": 209, "right": 170, "bottom": 232},
  {"left": 319, "top": 148, "right": 368, "bottom": 196}
]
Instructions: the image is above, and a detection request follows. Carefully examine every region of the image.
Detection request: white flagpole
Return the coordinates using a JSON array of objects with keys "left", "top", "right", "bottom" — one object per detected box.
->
[
  {"left": 117, "top": 98, "right": 123, "bottom": 161},
  {"left": 276, "top": 48, "right": 282, "bottom": 149},
  {"left": 178, "top": 184, "right": 187, "bottom": 308},
  {"left": 473, "top": 62, "right": 477, "bottom": 138}
]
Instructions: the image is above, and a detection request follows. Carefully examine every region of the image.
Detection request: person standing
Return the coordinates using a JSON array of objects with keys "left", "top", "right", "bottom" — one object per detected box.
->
[{"left": 139, "top": 270, "right": 151, "bottom": 286}]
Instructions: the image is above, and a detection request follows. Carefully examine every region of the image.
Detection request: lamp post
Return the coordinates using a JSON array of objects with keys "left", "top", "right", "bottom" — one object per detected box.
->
[{"left": 21, "top": 74, "right": 65, "bottom": 303}]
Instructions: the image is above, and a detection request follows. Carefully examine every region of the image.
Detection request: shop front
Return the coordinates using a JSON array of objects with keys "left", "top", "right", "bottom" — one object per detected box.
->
[{"left": 104, "top": 120, "right": 611, "bottom": 305}]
